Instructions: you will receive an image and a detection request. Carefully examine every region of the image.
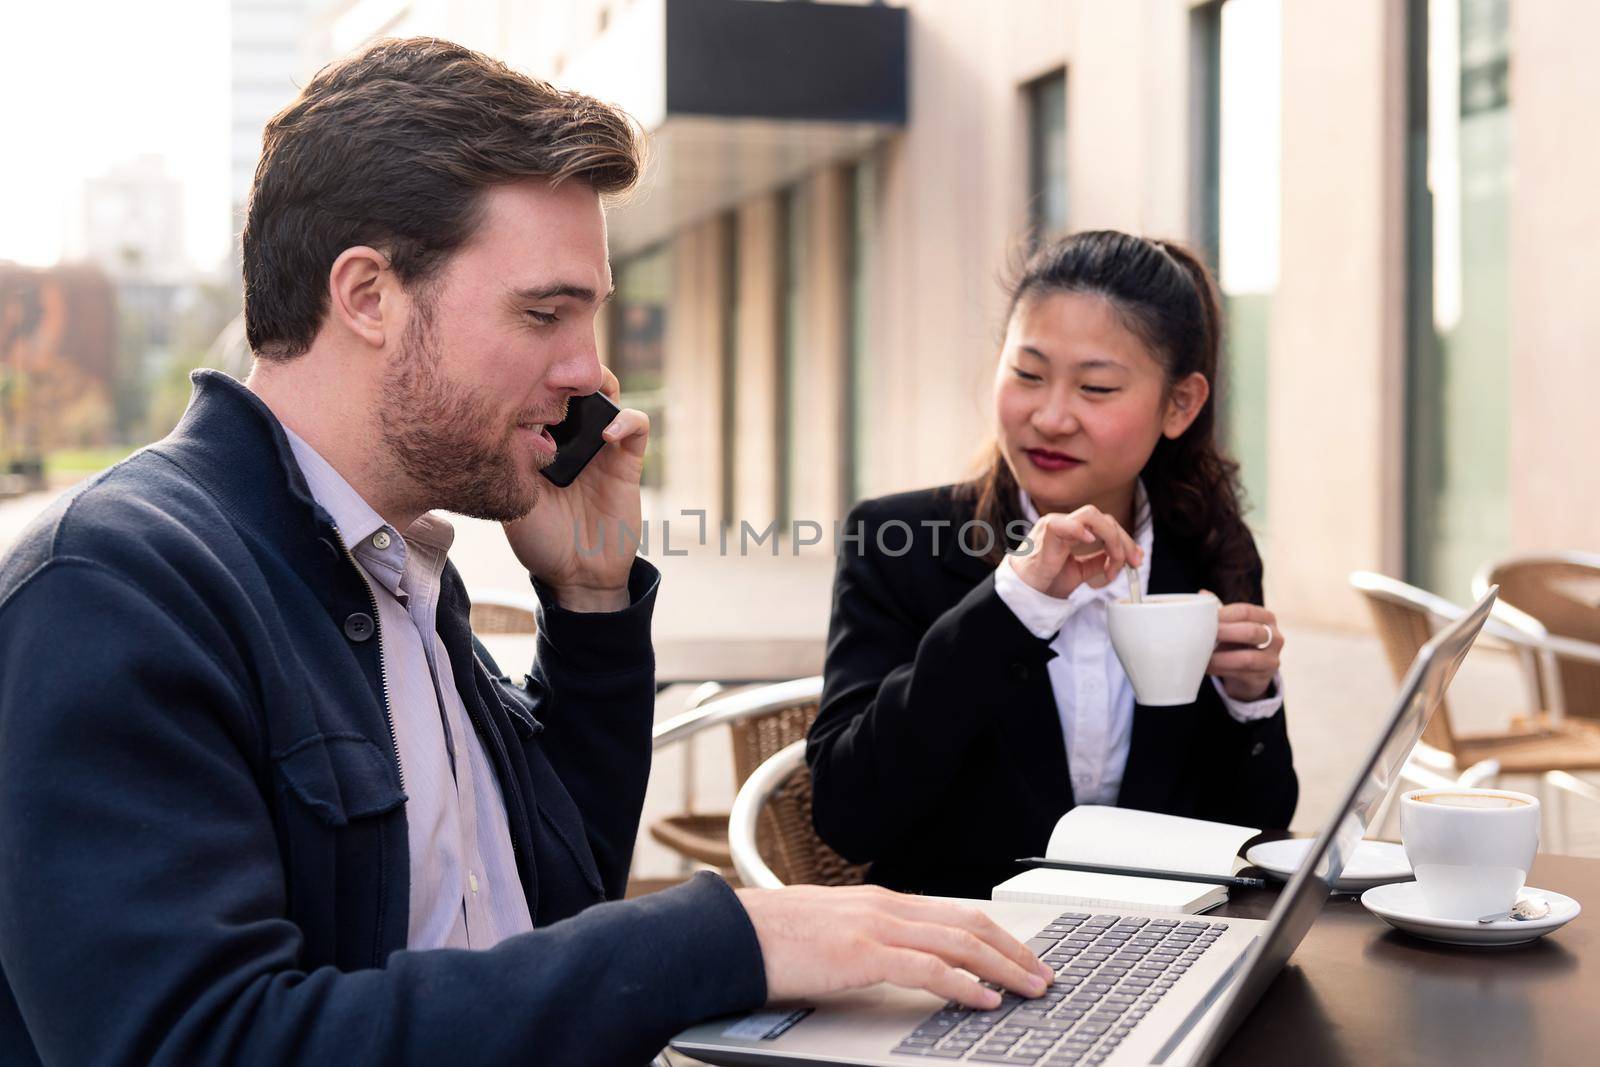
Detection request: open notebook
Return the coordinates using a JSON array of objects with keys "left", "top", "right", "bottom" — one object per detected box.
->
[{"left": 991, "top": 806, "right": 1260, "bottom": 914}]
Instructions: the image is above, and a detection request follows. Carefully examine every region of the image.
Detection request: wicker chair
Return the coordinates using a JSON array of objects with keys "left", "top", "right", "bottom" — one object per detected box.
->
[
  {"left": 647, "top": 677, "right": 836, "bottom": 881},
  {"left": 467, "top": 589, "right": 540, "bottom": 635},
  {"left": 1472, "top": 552, "right": 1600, "bottom": 721},
  {"left": 1351, "top": 571, "right": 1600, "bottom": 848},
  {"left": 729, "top": 740, "right": 869, "bottom": 888}
]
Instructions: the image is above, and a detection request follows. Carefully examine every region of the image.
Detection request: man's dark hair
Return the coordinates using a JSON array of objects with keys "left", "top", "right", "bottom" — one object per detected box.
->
[{"left": 242, "top": 37, "right": 643, "bottom": 360}]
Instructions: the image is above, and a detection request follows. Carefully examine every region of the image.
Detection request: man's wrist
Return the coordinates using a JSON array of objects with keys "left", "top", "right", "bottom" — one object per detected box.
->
[{"left": 546, "top": 583, "right": 631, "bottom": 613}]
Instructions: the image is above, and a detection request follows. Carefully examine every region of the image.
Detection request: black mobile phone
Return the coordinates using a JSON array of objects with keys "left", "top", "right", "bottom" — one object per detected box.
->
[{"left": 539, "top": 391, "right": 621, "bottom": 487}]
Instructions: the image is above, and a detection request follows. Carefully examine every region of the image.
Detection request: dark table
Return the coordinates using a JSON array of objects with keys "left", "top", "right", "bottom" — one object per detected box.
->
[{"left": 1212, "top": 851, "right": 1597, "bottom": 1066}]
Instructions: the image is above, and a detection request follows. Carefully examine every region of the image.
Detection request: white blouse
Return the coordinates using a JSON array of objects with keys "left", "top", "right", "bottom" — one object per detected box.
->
[{"left": 992, "top": 486, "right": 1284, "bottom": 805}]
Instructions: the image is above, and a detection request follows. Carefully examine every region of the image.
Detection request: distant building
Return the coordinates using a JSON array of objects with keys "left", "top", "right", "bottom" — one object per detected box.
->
[
  {"left": 231, "top": 0, "right": 310, "bottom": 249},
  {"left": 81, "top": 155, "right": 186, "bottom": 285}
]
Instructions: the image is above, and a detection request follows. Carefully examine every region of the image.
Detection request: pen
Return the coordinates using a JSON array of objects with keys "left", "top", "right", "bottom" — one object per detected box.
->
[{"left": 1015, "top": 857, "right": 1269, "bottom": 890}]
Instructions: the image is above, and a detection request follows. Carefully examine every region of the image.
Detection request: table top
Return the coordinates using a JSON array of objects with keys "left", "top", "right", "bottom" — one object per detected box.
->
[
  {"left": 479, "top": 633, "right": 823, "bottom": 688},
  {"left": 1212, "top": 851, "right": 1597, "bottom": 1065}
]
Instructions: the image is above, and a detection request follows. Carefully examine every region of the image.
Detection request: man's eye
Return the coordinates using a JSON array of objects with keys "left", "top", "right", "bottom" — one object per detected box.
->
[{"left": 527, "top": 310, "right": 559, "bottom": 325}]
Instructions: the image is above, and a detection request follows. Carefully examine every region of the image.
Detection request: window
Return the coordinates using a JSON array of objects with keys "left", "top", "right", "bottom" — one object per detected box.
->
[
  {"left": 1026, "top": 70, "right": 1068, "bottom": 243},
  {"left": 1195, "top": 0, "right": 1281, "bottom": 532},
  {"left": 609, "top": 245, "right": 669, "bottom": 488},
  {"left": 843, "top": 154, "right": 879, "bottom": 510},
  {"left": 1405, "top": 0, "right": 1512, "bottom": 598}
]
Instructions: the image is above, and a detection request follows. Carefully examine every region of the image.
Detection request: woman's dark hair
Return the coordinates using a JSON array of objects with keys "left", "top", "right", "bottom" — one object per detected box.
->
[
  {"left": 958, "top": 229, "right": 1260, "bottom": 603},
  {"left": 242, "top": 37, "right": 643, "bottom": 360}
]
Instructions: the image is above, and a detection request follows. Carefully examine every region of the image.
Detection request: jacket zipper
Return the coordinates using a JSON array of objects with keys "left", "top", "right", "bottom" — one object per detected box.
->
[
  {"left": 334, "top": 529, "right": 404, "bottom": 794},
  {"left": 335, "top": 530, "right": 529, "bottom": 880}
]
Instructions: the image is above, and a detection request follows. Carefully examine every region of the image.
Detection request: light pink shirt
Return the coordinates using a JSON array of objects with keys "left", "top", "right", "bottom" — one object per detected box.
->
[{"left": 285, "top": 428, "right": 533, "bottom": 950}]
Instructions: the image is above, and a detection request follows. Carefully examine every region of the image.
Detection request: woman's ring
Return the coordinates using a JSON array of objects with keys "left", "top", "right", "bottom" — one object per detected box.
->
[{"left": 1255, "top": 624, "right": 1274, "bottom": 650}]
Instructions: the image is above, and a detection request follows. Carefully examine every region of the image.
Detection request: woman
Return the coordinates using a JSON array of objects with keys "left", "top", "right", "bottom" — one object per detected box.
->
[{"left": 806, "top": 230, "right": 1296, "bottom": 899}]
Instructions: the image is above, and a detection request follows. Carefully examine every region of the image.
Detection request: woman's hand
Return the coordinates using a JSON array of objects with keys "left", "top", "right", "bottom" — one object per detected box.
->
[
  {"left": 1208, "top": 601, "right": 1283, "bottom": 701},
  {"left": 1010, "top": 505, "right": 1143, "bottom": 600}
]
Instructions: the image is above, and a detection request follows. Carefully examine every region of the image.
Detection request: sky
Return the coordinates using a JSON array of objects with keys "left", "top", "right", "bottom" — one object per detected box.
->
[{"left": 0, "top": 0, "right": 233, "bottom": 272}]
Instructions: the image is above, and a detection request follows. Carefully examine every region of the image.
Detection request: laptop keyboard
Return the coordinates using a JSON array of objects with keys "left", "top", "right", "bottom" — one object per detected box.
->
[{"left": 892, "top": 911, "right": 1227, "bottom": 1064}]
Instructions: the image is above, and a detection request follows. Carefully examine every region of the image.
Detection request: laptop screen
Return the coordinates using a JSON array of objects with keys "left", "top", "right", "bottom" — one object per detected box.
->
[{"left": 1170, "top": 586, "right": 1498, "bottom": 1066}]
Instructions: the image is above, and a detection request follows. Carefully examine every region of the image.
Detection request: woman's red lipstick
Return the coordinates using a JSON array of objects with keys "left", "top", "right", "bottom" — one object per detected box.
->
[{"left": 1024, "top": 448, "right": 1083, "bottom": 472}]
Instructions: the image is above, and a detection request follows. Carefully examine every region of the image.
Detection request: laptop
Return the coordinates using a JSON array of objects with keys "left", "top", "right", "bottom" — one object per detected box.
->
[{"left": 672, "top": 586, "right": 1498, "bottom": 1067}]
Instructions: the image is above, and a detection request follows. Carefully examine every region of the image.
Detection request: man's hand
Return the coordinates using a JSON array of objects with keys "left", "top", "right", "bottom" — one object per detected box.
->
[
  {"left": 735, "top": 884, "right": 1054, "bottom": 1009},
  {"left": 503, "top": 367, "right": 648, "bottom": 612},
  {"left": 1011, "top": 506, "right": 1143, "bottom": 600}
]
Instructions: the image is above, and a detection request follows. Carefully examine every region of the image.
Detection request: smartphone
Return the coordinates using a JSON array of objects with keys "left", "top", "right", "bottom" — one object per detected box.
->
[{"left": 539, "top": 391, "right": 621, "bottom": 487}]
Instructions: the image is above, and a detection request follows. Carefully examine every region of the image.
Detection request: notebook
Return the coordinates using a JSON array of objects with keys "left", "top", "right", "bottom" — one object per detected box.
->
[{"left": 990, "top": 805, "right": 1261, "bottom": 914}]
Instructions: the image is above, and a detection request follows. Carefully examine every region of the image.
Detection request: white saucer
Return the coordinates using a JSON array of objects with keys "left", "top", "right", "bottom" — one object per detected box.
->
[
  {"left": 1360, "top": 882, "right": 1581, "bottom": 946},
  {"left": 1246, "top": 838, "right": 1413, "bottom": 893}
]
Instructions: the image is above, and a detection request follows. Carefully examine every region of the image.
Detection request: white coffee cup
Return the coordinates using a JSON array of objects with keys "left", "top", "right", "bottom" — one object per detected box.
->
[
  {"left": 1106, "top": 593, "right": 1219, "bottom": 706},
  {"left": 1400, "top": 787, "right": 1541, "bottom": 920}
]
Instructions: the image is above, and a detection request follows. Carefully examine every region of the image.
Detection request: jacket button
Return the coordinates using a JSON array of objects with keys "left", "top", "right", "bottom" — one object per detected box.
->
[
  {"left": 344, "top": 612, "right": 375, "bottom": 642},
  {"left": 1010, "top": 662, "right": 1030, "bottom": 681},
  {"left": 1251, "top": 741, "right": 1266, "bottom": 757}
]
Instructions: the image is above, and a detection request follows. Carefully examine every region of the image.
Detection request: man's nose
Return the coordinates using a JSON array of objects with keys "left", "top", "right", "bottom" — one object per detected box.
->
[{"left": 547, "top": 336, "right": 605, "bottom": 397}]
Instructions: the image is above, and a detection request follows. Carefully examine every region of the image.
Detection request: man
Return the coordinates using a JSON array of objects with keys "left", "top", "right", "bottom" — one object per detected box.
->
[{"left": 0, "top": 38, "right": 1051, "bottom": 1066}]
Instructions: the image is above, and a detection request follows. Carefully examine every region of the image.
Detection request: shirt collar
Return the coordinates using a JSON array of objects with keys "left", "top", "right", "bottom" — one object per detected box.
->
[
  {"left": 281, "top": 425, "right": 391, "bottom": 552},
  {"left": 279, "top": 426, "right": 462, "bottom": 600},
  {"left": 1018, "top": 480, "right": 1155, "bottom": 606}
]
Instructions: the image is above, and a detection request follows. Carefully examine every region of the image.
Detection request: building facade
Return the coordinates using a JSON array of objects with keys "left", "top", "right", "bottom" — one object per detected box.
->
[
  {"left": 303, "top": 0, "right": 1597, "bottom": 628},
  {"left": 232, "top": 0, "right": 311, "bottom": 240}
]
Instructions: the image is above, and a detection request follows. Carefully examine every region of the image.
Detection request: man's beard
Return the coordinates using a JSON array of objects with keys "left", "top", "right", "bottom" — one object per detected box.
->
[{"left": 377, "top": 305, "right": 558, "bottom": 523}]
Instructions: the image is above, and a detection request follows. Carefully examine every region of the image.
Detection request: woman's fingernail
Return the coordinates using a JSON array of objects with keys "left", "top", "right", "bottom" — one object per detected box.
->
[{"left": 983, "top": 989, "right": 1002, "bottom": 1008}]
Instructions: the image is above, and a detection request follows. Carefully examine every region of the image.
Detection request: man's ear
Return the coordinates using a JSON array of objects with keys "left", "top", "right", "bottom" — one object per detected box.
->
[
  {"left": 1161, "top": 371, "right": 1211, "bottom": 439},
  {"left": 327, "top": 246, "right": 394, "bottom": 349}
]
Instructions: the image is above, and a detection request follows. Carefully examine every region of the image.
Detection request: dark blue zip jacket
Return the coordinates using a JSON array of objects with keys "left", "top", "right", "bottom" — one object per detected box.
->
[{"left": 0, "top": 371, "right": 766, "bottom": 1066}]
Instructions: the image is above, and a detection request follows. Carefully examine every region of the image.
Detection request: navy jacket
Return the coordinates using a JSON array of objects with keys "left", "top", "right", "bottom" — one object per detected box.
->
[
  {"left": 807, "top": 487, "right": 1297, "bottom": 899},
  {"left": 0, "top": 372, "right": 766, "bottom": 1066}
]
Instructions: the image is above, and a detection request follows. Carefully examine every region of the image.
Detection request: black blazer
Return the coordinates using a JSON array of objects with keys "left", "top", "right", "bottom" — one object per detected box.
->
[{"left": 806, "top": 485, "right": 1297, "bottom": 899}]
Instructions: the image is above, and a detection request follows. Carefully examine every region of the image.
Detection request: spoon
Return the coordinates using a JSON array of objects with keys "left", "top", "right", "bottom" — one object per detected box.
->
[{"left": 1476, "top": 897, "right": 1552, "bottom": 924}]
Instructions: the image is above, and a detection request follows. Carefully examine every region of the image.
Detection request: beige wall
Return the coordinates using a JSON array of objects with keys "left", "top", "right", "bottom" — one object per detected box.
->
[
  {"left": 1267, "top": 0, "right": 1408, "bottom": 628},
  {"left": 662, "top": 216, "right": 726, "bottom": 519},
  {"left": 732, "top": 195, "right": 782, "bottom": 529},
  {"left": 1510, "top": 0, "right": 1600, "bottom": 551},
  {"left": 789, "top": 168, "right": 850, "bottom": 527},
  {"left": 1067, "top": 0, "right": 1188, "bottom": 236}
]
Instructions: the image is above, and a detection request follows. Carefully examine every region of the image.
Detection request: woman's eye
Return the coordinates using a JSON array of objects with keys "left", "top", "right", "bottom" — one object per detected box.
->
[
  {"left": 1081, "top": 385, "right": 1118, "bottom": 395},
  {"left": 527, "top": 310, "right": 559, "bottom": 326},
  {"left": 1012, "top": 367, "right": 1043, "bottom": 383}
]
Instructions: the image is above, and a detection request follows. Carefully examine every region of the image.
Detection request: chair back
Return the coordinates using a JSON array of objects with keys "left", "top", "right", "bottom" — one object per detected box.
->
[
  {"left": 467, "top": 589, "right": 540, "bottom": 635},
  {"left": 1349, "top": 572, "right": 1459, "bottom": 753},
  {"left": 730, "top": 741, "right": 869, "bottom": 889},
  {"left": 715, "top": 685, "right": 850, "bottom": 878},
  {"left": 729, "top": 698, "right": 818, "bottom": 785},
  {"left": 1478, "top": 553, "right": 1600, "bottom": 718}
]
